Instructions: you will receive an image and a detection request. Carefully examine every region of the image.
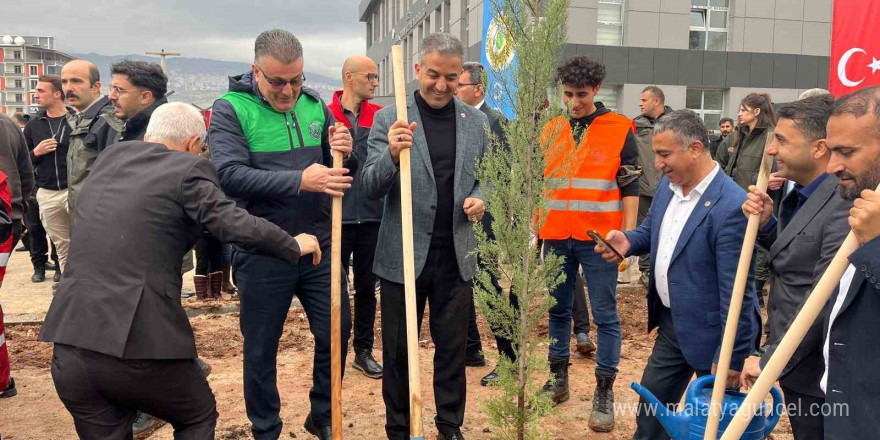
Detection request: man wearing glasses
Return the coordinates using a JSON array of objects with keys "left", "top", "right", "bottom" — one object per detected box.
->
[
  {"left": 327, "top": 55, "right": 384, "bottom": 380},
  {"left": 90, "top": 60, "right": 169, "bottom": 150},
  {"left": 208, "top": 29, "right": 356, "bottom": 440}
]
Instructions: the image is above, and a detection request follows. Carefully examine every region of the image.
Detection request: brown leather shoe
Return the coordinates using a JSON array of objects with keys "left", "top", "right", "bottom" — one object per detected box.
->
[
  {"left": 194, "top": 275, "right": 209, "bottom": 300},
  {"left": 209, "top": 271, "right": 223, "bottom": 299}
]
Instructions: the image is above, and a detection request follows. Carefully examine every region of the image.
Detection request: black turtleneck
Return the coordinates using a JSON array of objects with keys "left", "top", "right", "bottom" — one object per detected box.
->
[{"left": 415, "top": 91, "right": 457, "bottom": 248}]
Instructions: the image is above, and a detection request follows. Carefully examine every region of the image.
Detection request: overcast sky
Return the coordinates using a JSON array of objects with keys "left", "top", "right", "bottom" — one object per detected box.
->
[{"left": 3, "top": 0, "right": 366, "bottom": 77}]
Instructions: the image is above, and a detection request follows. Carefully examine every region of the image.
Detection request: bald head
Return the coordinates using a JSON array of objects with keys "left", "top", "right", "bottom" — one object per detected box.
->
[
  {"left": 62, "top": 59, "right": 102, "bottom": 111},
  {"left": 341, "top": 55, "right": 378, "bottom": 104}
]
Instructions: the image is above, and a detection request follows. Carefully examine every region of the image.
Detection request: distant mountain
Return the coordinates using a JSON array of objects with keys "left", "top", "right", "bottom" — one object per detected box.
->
[{"left": 70, "top": 53, "right": 341, "bottom": 107}]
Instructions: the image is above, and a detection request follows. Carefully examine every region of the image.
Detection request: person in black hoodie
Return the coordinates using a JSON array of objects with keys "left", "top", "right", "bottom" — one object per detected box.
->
[
  {"left": 328, "top": 55, "right": 385, "bottom": 380},
  {"left": 23, "top": 75, "right": 73, "bottom": 280}
]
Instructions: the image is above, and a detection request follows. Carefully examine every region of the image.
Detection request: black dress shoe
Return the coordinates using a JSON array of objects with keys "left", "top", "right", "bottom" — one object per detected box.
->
[
  {"left": 480, "top": 368, "right": 500, "bottom": 387},
  {"left": 132, "top": 412, "right": 163, "bottom": 435},
  {"left": 304, "top": 413, "right": 332, "bottom": 439},
  {"left": 53, "top": 271, "right": 61, "bottom": 283},
  {"left": 438, "top": 429, "right": 466, "bottom": 440},
  {"left": 0, "top": 377, "right": 17, "bottom": 398},
  {"left": 352, "top": 350, "right": 383, "bottom": 379},
  {"left": 45, "top": 261, "right": 57, "bottom": 271},
  {"left": 464, "top": 352, "right": 486, "bottom": 367},
  {"left": 31, "top": 267, "right": 45, "bottom": 283}
]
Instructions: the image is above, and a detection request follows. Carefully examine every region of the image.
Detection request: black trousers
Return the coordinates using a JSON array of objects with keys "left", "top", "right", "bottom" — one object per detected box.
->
[
  {"left": 781, "top": 386, "right": 824, "bottom": 440},
  {"left": 341, "top": 222, "right": 380, "bottom": 352},
  {"left": 194, "top": 234, "right": 222, "bottom": 275},
  {"left": 24, "top": 196, "right": 57, "bottom": 269},
  {"left": 381, "top": 247, "right": 471, "bottom": 439},
  {"left": 236, "top": 249, "right": 350, "bottom": 439},
  {"left": 466, "top": 266, "right": 518, "bottom": 362},
  {"left": 571, "top": 274, "right": 592, "bottom": 335},
  {"left": 633, "top": 307, "right": 711, "bottom": 440},
  {"left": 51, "top": 344, "right": 217, "bottom": 440}
]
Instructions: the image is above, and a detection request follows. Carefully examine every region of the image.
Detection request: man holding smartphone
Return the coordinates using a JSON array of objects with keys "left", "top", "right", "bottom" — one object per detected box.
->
[{"left": 538, "top": 57, "right": 640, "bottom": 432}]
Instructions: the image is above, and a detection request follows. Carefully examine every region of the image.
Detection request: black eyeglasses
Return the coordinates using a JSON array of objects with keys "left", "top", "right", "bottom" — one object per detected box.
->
[
  {"left": 353, "top": 72, "right": 380, "bottom": 82},
  {"left": 457, "top": 83, "right": 481, "bottom": 89},
  {"left": 256, "top": 64, "right": 306, "bottom": 89}
]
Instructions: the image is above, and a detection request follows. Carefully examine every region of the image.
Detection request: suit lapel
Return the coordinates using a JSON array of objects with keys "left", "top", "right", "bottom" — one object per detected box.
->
[
  {"left": 670, "top": 172, "right": 723, "bottom": 263},
  {"left": 454, "top": 99, "right": 469, "bottom": 192},
  {"left": 838, "top": 271, "right": 867, "bottom": 317},
  {"left": 768, "top": 176, "right": 837, "bottom": 261},
  {"left": 408, "top": 95, "right": 435, "bottom": 183}
]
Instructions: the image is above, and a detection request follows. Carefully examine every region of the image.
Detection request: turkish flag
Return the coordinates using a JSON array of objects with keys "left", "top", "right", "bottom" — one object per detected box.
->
[{"left": 829, "top": 0, "right": 880, "bottom": 96}]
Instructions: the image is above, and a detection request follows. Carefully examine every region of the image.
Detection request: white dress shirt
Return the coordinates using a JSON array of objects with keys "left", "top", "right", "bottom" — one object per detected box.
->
[
  {"left": 820, "top": 263, "right": 857, "bottom": 394},
  {"left": 654, "top": 164, "right": 721, "bottom": 307}
]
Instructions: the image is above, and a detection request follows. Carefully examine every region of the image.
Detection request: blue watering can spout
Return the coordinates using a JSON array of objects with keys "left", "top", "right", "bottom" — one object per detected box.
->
[{"left": 630, "top": 381, "right": 690, "bottom": 440}]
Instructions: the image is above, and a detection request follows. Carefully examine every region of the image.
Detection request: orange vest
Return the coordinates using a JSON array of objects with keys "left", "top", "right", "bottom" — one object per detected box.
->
[{"left": 539, "top": 113, "right": 634, "bottom": 241}]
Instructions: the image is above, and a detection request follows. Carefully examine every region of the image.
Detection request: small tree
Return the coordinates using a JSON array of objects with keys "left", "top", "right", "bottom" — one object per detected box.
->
[{"left": 473, "top": 1, "right": 570, "bottom": 439}]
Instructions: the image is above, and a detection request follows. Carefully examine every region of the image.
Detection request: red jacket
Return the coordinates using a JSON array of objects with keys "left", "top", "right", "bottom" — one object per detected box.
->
[
  {"left": 327, "top": 90, "right": 385, "bottom": 224},
  {"left": 0, "top": 171, "right": 11, "bottom": 284}
]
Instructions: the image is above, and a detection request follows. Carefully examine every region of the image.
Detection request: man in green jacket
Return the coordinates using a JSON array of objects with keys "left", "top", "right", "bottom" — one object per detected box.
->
[
  {"left": 208, "top": 29, "right": 355, "bottom": 440},
  {"left": 62, "top": 59, "right": 114, "bottom": 222}
]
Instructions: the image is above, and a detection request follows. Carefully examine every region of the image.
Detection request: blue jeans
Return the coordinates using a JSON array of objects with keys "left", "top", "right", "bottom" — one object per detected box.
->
[{"left": 544, "top": 239, "right": 621, "bottom": 373}]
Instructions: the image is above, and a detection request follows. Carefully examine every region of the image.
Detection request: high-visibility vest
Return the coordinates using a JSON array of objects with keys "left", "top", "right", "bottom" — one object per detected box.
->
[{"left": 539, "top": 113, "right": 634, "bottom": 241}]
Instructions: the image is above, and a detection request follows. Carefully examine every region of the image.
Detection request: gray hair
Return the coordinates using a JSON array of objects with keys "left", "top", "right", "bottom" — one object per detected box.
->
[
  {"left": 462, "top": 62, "right": 485, "bottom": 86},
  {"left": 144, "top": 103, "right": 207, "bottom": 147},
  {"left": 420, "top": 33, "right": 464, "bottom": 61},
  {"left": 799, "top": 88, "right": 831, "bottom": 100},
  {"left": 653, "top": 109, "right": 710, "bottom": 154},
  {"left": 255, "top": 29, "right": 303, "bottom": 64}
]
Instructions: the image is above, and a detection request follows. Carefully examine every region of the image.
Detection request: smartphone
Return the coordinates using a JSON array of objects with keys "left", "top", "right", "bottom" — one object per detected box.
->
[{"left": 587, "top": 229, "right": 624, "bottom": 261}]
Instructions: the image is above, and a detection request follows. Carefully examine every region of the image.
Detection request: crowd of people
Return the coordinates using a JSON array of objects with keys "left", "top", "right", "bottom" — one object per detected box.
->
[{"left": 0, "top": 28, "right": 877, "bottom": 440}]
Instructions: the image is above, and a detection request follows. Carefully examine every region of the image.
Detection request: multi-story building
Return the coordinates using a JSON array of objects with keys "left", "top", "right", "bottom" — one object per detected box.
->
[
  {"left": 0, "top": 35, "right": 74, "bottom": 116},
  {"left": 358, "top": 0, "right": 832, "bottom": 127}
]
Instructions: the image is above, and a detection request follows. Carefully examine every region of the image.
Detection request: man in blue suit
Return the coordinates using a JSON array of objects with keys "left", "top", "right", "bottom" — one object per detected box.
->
[{"left": 595, "top": 110, "right": 760, "bottom": 440}]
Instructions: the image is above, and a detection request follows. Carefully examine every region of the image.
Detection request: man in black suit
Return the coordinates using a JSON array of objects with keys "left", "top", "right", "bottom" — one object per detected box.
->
[
  {"left": 455, "top": 61, "right": 519, "bottom": 386},
  {"left": 38, "top": 103, "right": 321, "bottom": 440},
  {"left": 741, "top": 96, "right": 850, "bottom": 440},
  {"left": 821, "top": 85, "right": 880, "bottom": 439}
]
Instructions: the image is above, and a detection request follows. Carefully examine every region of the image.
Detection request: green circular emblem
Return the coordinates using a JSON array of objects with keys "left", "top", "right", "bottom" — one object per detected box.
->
[
  {"left": 308, "top": 121, "right": 322, "bottom": 139},
  {"left": 485, "top": 15, "right": 514, "bottom": 70}
]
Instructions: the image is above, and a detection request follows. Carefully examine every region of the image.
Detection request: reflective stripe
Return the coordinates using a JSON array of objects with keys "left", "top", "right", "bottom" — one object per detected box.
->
[
  {"left": 571, "top": 178, "right": 618, "bottom": 191},
  {"left": 570, "top": 200, "right": 622, "bottom": 212},
  {"left": 545, "top": 200, "right": 622, "bottom": 212},
  {"left": 546, "top": 178, "right": 618, "bottom": 191},
  {"left": 0, "top": 332, "right": 5, "bottom": 347},
  {"left": 0, "top": 252, "right": 8, "bottom": 266},
  {"left": 546, "top": 200, "right": 568, "bottom": 210},
  {"left": 545, "top": 178, "right": 568, "bottom": 189}
]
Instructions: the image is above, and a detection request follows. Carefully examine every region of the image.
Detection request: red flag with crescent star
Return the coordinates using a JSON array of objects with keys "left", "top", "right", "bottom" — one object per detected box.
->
[{"left": 829, "top": 0, "right": 880, "bottom": 96}]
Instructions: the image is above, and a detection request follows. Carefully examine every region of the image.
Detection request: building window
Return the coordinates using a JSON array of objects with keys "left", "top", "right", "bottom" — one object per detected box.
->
[
  {"left": 13, "top": 65, "right": 22, "bottom": 74},
  {"left": 29, "top": 65, "right": 38, "bottom": 76},
  {"left": 13, "top": 50, "right": 21, "bottom": 60},
  {"left": 689, "top": 0, "right": 728, "bottom": 51},
  {"left": 15, "top": 107, "right": 24, "bottom": 114},
  {"left": 686, "top": 88, "right": 723, "bottom": 128},
  {"left": 597, "top": 0, "right": 624, "bottom": 46},
  {"left": 597, "top": 86, "right": 620, "bottom": 112},
  {"left": 444, "top": 0, "right": 451, "bottom": 33},
  {"left": 29, "top": 79, "right": 38, "bottom": 89},
  {"left": 14, "top": 80, "right": 22, "bottom": 89},
  {"left": 14, "top": 93, "right": 23, "bottom": 103}
]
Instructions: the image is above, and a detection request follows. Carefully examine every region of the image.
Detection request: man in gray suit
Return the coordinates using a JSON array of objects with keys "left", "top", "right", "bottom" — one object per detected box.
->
[
  {"left": 362, "top": 33, "right": 486, "bottom": 440},
  {"left": 39, "top": 103, "right": 320, "bottom": 440},
  {"left": 741, "top": 95, "right": 850, "bottom": 440}
]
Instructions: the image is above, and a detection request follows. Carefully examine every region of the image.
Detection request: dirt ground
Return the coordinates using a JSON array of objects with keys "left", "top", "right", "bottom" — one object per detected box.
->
[{"left": 0, "top": 249, "right": 792, "bottom": 440}]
